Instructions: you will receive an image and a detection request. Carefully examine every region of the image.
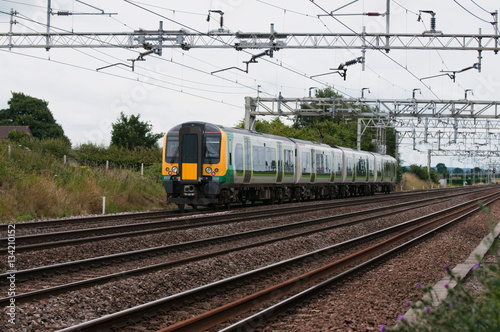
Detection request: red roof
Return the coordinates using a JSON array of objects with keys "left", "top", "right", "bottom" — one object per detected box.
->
[{"left": 0, "top": 126, "right": 33, "bottom": 139}]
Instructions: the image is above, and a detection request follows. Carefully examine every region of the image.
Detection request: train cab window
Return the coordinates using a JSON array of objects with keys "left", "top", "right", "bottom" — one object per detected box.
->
[
  {"left": 203, "top": 135, "right": 221, "bottom": 164},
  {"left": 182, "top": 134, "right": 198, "bottom": 163},
  {"left": 165, "top": 134, "right": 179, "bottom": 163}
]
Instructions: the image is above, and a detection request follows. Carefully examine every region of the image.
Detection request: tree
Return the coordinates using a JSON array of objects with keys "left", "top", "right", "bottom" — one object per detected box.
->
[
  {"left": 0, "top": 92, "right": 69, "bottom": 142},
  {"left": 436, "top": 162, "right": 449, "bottom": 178},
  {"left": 110, "top": 112, "right": 163, "bottom": 149}
]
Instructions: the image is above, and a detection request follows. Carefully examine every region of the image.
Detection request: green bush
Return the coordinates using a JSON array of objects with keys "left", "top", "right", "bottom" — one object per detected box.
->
[
  {"left": 7, "top": 129, "right": 30, "bottom": 143},
  {"left": 72, "top": 143, "right": 161, "bottom": 167},
  {"left": 407, "top": 164, "right": 440, "bottom": 184}
]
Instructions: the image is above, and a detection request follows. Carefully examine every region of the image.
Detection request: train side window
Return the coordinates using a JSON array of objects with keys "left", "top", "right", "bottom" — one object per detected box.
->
[
  {"left": 357, "top": 157, "right": 366, "bottom": 177},
  {"left": 335, "top": 152, "right": 342, "bottom": 177},
  {"left": 346, "top": 156, "right": 353, "bottom": 176},
  {"left": 253, "top": 145, "right": 266, "bottom": 172},
  {"left": 235, "top": 143, "right": 243, "bottom": 172},
  {"left": 165, "top": 134, "right": 179, "bottom": 163},
  {"left": 301, "top": 151, "right": 311, "bottom": 174},
  {"left": 284, "top": 149, "right": 294, "bottom": 174}
]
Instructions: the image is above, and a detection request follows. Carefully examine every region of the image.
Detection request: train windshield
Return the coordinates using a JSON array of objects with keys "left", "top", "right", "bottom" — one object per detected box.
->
[
  {"left": 165, "top": 133, "right": 179, "bottom": 163},
  {"left": 203, "top": 134, "right": 221, "bottom": 164}
]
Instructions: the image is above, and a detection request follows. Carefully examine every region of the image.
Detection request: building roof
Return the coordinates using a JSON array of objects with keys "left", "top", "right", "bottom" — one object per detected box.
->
[{"left": 0, "top": 126, "right": 33, "bottom": 139}]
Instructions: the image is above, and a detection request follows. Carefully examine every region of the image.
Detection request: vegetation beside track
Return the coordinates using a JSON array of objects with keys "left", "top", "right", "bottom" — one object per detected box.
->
[
  {"left": 398, "top": 173, "right": 443, "bottom": 191},
  {"left": 385, "top": 229, "right": 500, "bottom": 332},
  {"left": 0, "top": 138, "right": 170, "bottom": 222}
]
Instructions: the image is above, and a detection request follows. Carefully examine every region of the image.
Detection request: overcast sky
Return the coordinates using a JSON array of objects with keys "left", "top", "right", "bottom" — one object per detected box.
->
[{"left": 1, "top": 0, "right": 499, "bottom": 169}]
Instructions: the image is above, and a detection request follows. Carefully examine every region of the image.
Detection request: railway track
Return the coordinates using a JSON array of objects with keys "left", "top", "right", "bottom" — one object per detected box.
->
[
  {"left": 0, "top": 194, "right": 447, "bottom": 305},
  {"left": 0, "top": 186, "right": 486, "bottom": 253},
  {"left": 0, "top": 187, "right": 497, "bottom": 331},
  {"left": 54, "top": 189, "right": 500, "bottom": 331}
]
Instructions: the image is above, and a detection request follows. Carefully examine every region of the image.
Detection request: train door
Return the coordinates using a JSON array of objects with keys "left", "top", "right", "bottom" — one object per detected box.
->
[
  {"left": 310, "top": 149, "right": 316, "bottom": 182},
  {"left": 277, "top": 142, "right": 283, "bottom": 183},
  {"left": 179, "top": 126, "right": 202, "bottom": 181},
  {"left": 243, "top": 137, "right": 252, "bottom": 183}
]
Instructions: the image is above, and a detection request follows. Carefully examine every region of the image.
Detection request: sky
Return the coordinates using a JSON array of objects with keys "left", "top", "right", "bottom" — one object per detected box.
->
[{"left": 1, "top": 0, "right": 500, "bottom": 169}]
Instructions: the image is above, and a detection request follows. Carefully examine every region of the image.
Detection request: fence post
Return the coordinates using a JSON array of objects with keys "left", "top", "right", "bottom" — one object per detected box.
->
[
  {"left": 63, "top": 155, "right": 67, "bottom": 164},
  {"left": 141, "top": 163, "right": 144, "bottom": 176},
  {"left": 102, "top": 196, "right": 106, "bottom": 214},
  {"left": 106, "top": 160, "right": 109, "bottom": 171},
  {"left": 7, "top": 145, "right": 11, "bottom": 158}
]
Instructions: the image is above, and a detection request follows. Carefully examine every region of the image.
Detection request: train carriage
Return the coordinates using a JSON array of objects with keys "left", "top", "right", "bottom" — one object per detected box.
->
[{"left": 162, "top": 122, "right": 397, "bottom": 211}]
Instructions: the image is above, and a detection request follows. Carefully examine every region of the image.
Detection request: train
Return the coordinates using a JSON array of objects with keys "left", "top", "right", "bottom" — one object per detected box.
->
[{"left": 162, "top": 122, "right": 397, "bottom": 212}]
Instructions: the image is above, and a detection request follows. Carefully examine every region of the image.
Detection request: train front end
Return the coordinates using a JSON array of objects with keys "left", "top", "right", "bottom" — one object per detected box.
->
[{"left": 162, "top": 122, "right": 227, "bottom": 211}]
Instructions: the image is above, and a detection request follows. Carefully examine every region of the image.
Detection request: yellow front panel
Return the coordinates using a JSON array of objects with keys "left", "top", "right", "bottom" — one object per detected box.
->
[{"left": 182, "top": 163, "right": 198, "bottom": 180}]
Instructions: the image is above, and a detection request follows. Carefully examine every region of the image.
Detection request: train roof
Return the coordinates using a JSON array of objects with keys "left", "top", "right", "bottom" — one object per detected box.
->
[
  {"left": 167, "top": 122, "right": 397, "bottom": 159},
  {"left": 167, "top": 122, "right": 221, "bottom": 133},
  {"left": 219, "top": 125, "right": 295, "bottom": 143}
]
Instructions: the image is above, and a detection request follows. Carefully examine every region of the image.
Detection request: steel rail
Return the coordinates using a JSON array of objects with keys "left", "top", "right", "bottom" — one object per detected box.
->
[
  {"left": 0, "top": 186, "right": 474, "bottom": 232},
  {"left": 0, "top": 191, "right": 452, "bottom": 286},
  {"left": 0, "top": 186, "right": 484, "bottom": 252},
  {"left": 0, "top": 196, "right": 442, "bottom": 305},
  {"left": 54, "top": 191, "right": 500, "bottom": 332},
  {"left": 160, "top": 193, "right": 500, "bottom": 332}
]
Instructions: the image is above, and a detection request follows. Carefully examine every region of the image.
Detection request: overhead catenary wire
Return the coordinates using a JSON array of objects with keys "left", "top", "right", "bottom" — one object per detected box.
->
[
  {"left": 122, "top": 0, "right": 356, "bottom": 98},
  {"left": 1, "top": 13, "right": 257, "bottom": 108},
  {"left": 1, "top": 6, "right": 271, "bottom": 99},
  {"left": 308, "top": 0, "right": 441, "bottom": 100},
  {"left": 4, "top": 10, "right": 289, "bottom": 103},
  {"left": 315, "top": 15, "right": 409, "bottom": 96},
  {"left": 452, "top": 0, "right": 494, "bottom": 24},
  {"left": 0, "top": 48, "right": 244, "bottom": 108},
  {"left": 470, "top": 0, "right": 493, "bottom": 15}
]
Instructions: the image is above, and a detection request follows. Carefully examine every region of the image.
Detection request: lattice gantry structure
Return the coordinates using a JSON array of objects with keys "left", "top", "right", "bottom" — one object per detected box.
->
[
  {"left": 2, "top": 23, "right": 499, "bottom": 53},
  {"left": 243, "top": 96, "right": 500, "bottom": 162}
]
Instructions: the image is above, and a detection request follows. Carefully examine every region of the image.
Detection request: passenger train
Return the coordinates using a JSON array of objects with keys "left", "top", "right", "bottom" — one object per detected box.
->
[{"left": 162, "top": 122, "right": 397, "bottom": 212}]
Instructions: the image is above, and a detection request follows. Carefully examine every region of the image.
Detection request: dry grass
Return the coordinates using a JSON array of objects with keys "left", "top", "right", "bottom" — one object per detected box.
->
[
  {"left": 397, "top": 173, "right": 443, "bottom": 191},
  {"left": 0, "top": 142, "right": 169, "bottom": 222}
]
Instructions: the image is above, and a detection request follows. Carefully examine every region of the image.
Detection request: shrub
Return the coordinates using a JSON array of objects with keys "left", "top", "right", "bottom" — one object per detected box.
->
[
  {"left": 7, "top": 129, "right": 30, "bottom": 143},
  {"left": 72, "top": 143, "right": 161, "bottom": 168}
]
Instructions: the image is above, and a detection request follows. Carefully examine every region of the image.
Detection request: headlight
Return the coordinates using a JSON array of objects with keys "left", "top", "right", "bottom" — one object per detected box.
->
[
  {"left": 165, "top": 167, "right": 170, "bottom": 172},
  {"left": 214, "top": 168, "right": 219, "bottom": 173},
  {"left": 205, "top": 166, "right": 212, "bottom": 174},
  {"left": 172, "top": 166, "right": 178, "bottom": 173}
]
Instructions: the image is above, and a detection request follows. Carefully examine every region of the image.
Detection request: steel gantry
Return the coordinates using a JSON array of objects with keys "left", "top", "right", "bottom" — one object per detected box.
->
[
  {"left": 243, "top": 96, "right": 500, "bottom": 159},
  {"left": 2, "top": 21, "right": 500, "bottom": 54}
]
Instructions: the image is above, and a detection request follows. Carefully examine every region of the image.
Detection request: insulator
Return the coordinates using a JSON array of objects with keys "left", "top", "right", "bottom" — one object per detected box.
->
[
  {"left": 366, "top": 12, "right": 381, "bottom": 16},
  {"left": 344, "top": 59, "right": 359, "bottom": 67},
  {"left": 430, "top": 17, "right": 436, "bottom": 30},
  {"left": 57, "top": 11, "right": 70, "bottom": 16}
]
